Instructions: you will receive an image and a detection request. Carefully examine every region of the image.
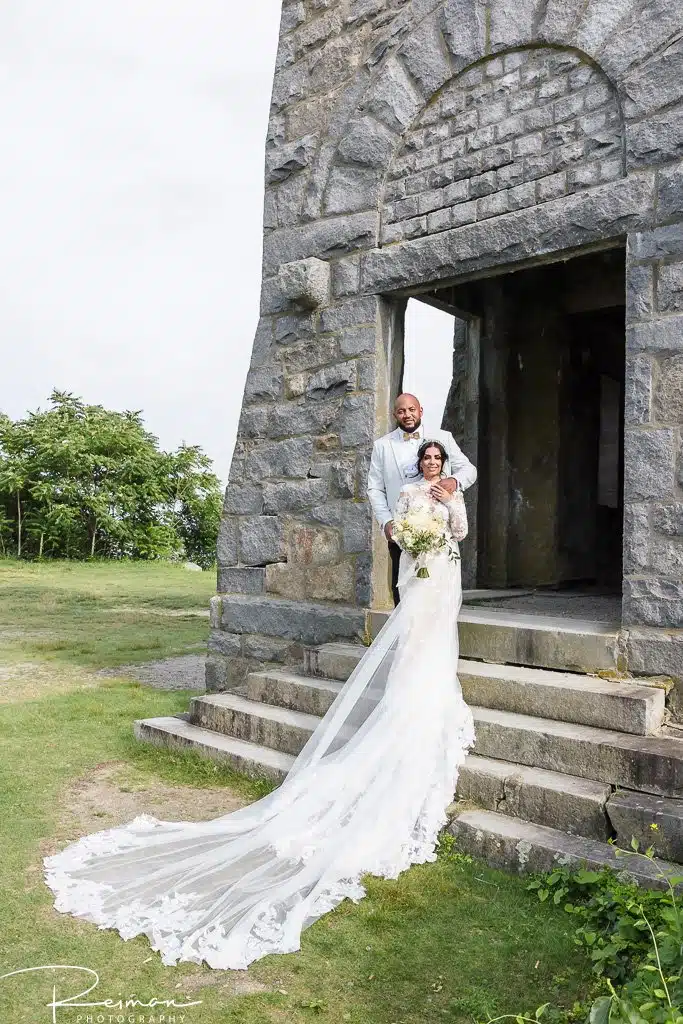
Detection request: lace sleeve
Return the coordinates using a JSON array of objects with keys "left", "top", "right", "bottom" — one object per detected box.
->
[
  {"left": 394, "top": 486, "right": 411, "bottom": 524},
  {"left": 446, "top": 492, "right": 468, "bottom": 542},
  {"left": 392, "top": 487, "right": 413, "bottom": 550}
]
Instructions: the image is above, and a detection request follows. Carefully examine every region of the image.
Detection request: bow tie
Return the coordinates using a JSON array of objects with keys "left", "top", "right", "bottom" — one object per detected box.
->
[{"left": 403, "top": 431, "right": 420, "bottom": 440}]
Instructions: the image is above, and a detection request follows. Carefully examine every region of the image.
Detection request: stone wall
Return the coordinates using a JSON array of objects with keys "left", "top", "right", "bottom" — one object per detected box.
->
[
  {"left": 624, "top": 209, "right": 683, "bottom": 633},
  {"left": 382, "top": 48, "right": 623, "bottom": 244},
  {"left": 210, "top": 0, "right": 683, "bottom": 692}
]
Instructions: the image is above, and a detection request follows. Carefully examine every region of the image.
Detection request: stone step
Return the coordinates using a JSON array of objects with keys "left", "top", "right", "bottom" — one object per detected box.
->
[
  {"left": 448, "top": 808, "right": 681, "bottom": 889},
  {"left": 306, "top": 644, "right": 664, "bottom": 735},
  {"left": 187, "top": 694, "right": 683, "bottom": 798},
  {"left": 133, "top": 716, "right": 294, "bottom": 781},
  {"left": 134, "top": 718, "right": 683, "bottom": 862},
  {"left": 457, "top": 755, "right": 613, "bottom": 841},
  {"left": 472, "top": 706, "right": 683, "bottom": 798},
  {"left": 247, "top": 670, "right": 342, "bottom": 716},
  {"left": 367, "top": 607, "right": 620, "bottom": 673},
  {"left": 606, "top": 790, "right": 683, "bottom": 863},
  {"left": 189, "top": 692, "right": 320, "bottom": 757},
  {"left": 304, "top": 642, "right": 367, "bottom": 682}
]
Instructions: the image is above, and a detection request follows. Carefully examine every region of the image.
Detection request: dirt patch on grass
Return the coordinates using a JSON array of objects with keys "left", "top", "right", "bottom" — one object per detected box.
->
[
  {"left": 43, "top": 761, "right": 250, "bottom": 855},
  {"left": 0, "top": 661, "right": 103, "bottom": 704},
  {"left": 33, "top": 762, "right": 271, "bottom": 987}
]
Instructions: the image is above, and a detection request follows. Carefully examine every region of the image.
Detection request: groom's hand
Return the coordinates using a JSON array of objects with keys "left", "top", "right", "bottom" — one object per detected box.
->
[
  {"left": 384, "top": 521, "right": 394, "bottom": 541},
  {"left": 432, "top": 477, "right": 458, "bottom": 497}
]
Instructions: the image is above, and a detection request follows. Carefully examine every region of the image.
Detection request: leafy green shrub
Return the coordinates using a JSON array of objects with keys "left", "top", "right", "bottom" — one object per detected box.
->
[{"left": 490, "top": 844, "right": 683, "bottom": 1024}]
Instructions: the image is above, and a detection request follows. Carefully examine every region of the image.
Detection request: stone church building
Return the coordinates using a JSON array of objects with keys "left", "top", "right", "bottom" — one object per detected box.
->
[{"left": 209, "top": 0, "right": 683, "bottom": 697}]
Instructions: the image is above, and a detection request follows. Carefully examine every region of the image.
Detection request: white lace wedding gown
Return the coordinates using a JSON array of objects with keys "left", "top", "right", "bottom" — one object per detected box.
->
[{"left": 44, "top": 480, "right": 474, "bottom": 970}]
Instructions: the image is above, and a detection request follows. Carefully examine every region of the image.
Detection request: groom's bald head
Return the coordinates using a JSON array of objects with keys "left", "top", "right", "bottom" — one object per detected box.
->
[{"left": 393, "top": 393, "right": 423, "bottom": 432}]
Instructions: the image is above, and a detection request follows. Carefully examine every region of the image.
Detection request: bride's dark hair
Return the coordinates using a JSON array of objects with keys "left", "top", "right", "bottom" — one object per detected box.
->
[{"left": 417, "top": 439, "right": 449, "bottom": 474}]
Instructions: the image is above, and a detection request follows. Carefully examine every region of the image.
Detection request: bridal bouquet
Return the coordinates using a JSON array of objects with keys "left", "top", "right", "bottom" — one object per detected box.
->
[{"left": 393, "top": 508, "right": 456, "bottom": 579}]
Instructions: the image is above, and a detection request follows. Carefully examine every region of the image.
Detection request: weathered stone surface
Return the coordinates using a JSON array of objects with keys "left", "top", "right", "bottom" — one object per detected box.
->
[
  {"left": 274, "top": 312, "right": 316, "bottom": 345},
  {"left": 604, "top": 0, "right": 683, "bottom": 84},
  {"left": 245, "top": 438, "right": 314, "bottom": 481},
  {"left": 277, "top": 256, "right": 331, "bottom": 310},
  {"left": 242, "top": 633, "right": 299, "bottom": 664},
  {"left": 472, "top": 705, "right": 683, "bottom": 797},
  {"left": 216, "top": 518, "right": 238, "bottom": 566},
  {"left": 443, "top": 0, "right": 485, "bottom": 63},
  {"left": 331, "top": 255, "right": 361, "bottom": 297},
  {"left": 263, "top": 478, "right": 329, "bottom": 513},
  {"left": 217, "top": 567, "right": 265, "bottom": 595},
  {"left": 653, "top": 504, "right": 683, "bottom": 536},
  {"left": 379, "top": 46, "right": 623, "bottom": 248},
  {"left": 624, "top": 354, "right": 652, "bottom": 424},
  {"left": 657, "top": 161, "right": 683, "bottom": 223},
  {"left": 364, "top": 176, "right": 654, "bottom": 293},
  {"left": 607, "top": 790, "right": 683, "bottom": 862},
  {"left": 320, "top": 295, "right": 378, "bottom": 331},
  {"left": 648, "top": 536, "right": 683, "bottom": 579},
  {"left": 265, "top": 134, "right": 318, "bottom": 185},
  {"left": 339, "top": 324, "right": 377, "bottom": 357},
  {"left": 249, "top": 317, "right": 275, "bottom": 368},
  {"left": 623, "top": 503, "right": 650, "bottom": 573},
  {"left": 623, "top": 428, "right": 675, "bottom": 501},
  {"left": 238, "top": 517, "right": 286, "bottom": 566},
  {"left": 623, "top": 578, "right": 683, "bottom": 629},
  {"left": 654, "top": 354, "right": 683, "bottom": 421},
  {"left": 209, "top": 595, "right": 221, "bottom": 629},
  {"left": 306, "top": 361, "right": 356, "bottom": 399},
  {"left": 626, "top": 263, "right": 654, "bottom": 321},
  {"left": 223, "top": 484, "right": 263, "bottom": 516},
  {"left": 658, "top": 262, "right": 683, "bottom": 312},
  {"left": 365, "top": 57, "right": 424, "bottom": 132},
  {"left": 281, "top": 336, "right": 338, "bottom": 373},
  {"left": 266, "top": 398, "right": 343, "bottom": 438},
  {"left": 220, "top": 594, "right": 366, "bottom": 644},
  {"left": 265, "top": 563, "right": 307, "bottom": 599},
  {"left": 339, "top": 394, "right": 375, "bottom": 448},
  {"left": 267, "top": 561, "right": 355, "bottom": 602},
  {"left": 631, "top": 224, "right": 683, "bottom": 260},
  {"left": 324, "top": 165, "right": 382, "bottom": 215},
  {"left": 627, "top": 315, "right": 683, "bottom": 354},
  {"left": 288, "top": 524, "right": 341, "bottom": 565},
  {"left": 262, "top": 211, "right": 377, "bottom": 276},
  {"left": 450, "top": 809, "right": 679, "bottom": 888},
  {"left": 398, "top": 14, "right": 453, "bottom": 98},
  {"left": 627, "top": 628, "right": 683, "bottom": 683},
  {"left": 337, "top": 116, "right": 397, "bottom": 169},
  {"left": 207, "top": 629, "right": 242, "bottom": 656},
  {"left": 310, "top": 500, "right": 372, "bottom": 553}
]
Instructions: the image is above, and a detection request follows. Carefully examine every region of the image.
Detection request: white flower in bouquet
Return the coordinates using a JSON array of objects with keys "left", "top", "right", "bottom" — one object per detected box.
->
[{"left": 393, "top": 508, "right": 448, "bottom": 579}]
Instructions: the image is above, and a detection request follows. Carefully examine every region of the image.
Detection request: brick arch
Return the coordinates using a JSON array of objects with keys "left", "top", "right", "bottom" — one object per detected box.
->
[{"left": 307, "top": 0, "right": 679, "bottom": 227}]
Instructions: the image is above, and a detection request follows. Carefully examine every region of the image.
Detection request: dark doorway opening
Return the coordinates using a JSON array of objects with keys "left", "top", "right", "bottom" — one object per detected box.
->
[{"left": 416, "top": 247, "right": 626, "bottom": 595}]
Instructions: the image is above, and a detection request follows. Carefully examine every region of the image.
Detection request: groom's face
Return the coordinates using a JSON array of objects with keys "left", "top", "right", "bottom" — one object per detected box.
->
[{"left": 394, "top": 395, "right": 422, "bottom": 432}]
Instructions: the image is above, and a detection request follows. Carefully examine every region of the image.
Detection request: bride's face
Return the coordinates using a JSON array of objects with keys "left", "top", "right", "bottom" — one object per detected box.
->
[{"left": 420, "top": 446, "right": 443, "bottom": 480}]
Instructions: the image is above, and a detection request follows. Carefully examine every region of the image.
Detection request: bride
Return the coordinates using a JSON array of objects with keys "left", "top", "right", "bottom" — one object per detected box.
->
[{"left": 44, "top": 440, "right": 475, "bottom": 971}]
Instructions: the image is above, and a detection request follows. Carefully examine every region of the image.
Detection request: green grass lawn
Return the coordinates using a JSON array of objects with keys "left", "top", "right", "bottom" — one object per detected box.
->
[{"left": 0, "top": 559, "right": 594, "bottom": 1023}]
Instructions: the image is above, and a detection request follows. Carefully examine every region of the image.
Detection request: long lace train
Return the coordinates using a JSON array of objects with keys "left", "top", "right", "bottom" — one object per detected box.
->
[{"left": 44, "top": 550, "right": 474, "bottom": 970}]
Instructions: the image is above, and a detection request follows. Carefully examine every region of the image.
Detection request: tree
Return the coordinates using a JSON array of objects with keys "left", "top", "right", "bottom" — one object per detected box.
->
[{"left": 0, "top": 390, "right": 222, "bottom": 564}]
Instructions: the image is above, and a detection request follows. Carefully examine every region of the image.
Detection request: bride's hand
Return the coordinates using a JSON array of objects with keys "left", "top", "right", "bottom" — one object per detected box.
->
[{"left": 429, "top": 483, "right": 454, "bottom": 504}]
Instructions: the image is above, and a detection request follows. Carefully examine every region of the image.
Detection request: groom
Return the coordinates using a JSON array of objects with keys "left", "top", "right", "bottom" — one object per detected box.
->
[{"left": 367, "top": 393, "right": 477, "bottom": 606}]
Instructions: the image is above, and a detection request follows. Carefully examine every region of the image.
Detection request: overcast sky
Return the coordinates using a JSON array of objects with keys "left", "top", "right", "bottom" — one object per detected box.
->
[{"left": 0, "top": 1, "right": 453, "bottom": 485}]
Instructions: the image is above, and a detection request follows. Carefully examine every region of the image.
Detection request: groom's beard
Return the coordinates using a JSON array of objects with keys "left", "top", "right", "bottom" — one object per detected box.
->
[{"left": 398, "top": 417, "right": 422, "bottom": 432}]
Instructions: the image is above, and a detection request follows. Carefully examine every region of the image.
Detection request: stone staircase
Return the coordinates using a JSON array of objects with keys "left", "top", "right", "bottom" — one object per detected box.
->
[{"left": 135, "top": 607, "right": 683, "bottom": 883}]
